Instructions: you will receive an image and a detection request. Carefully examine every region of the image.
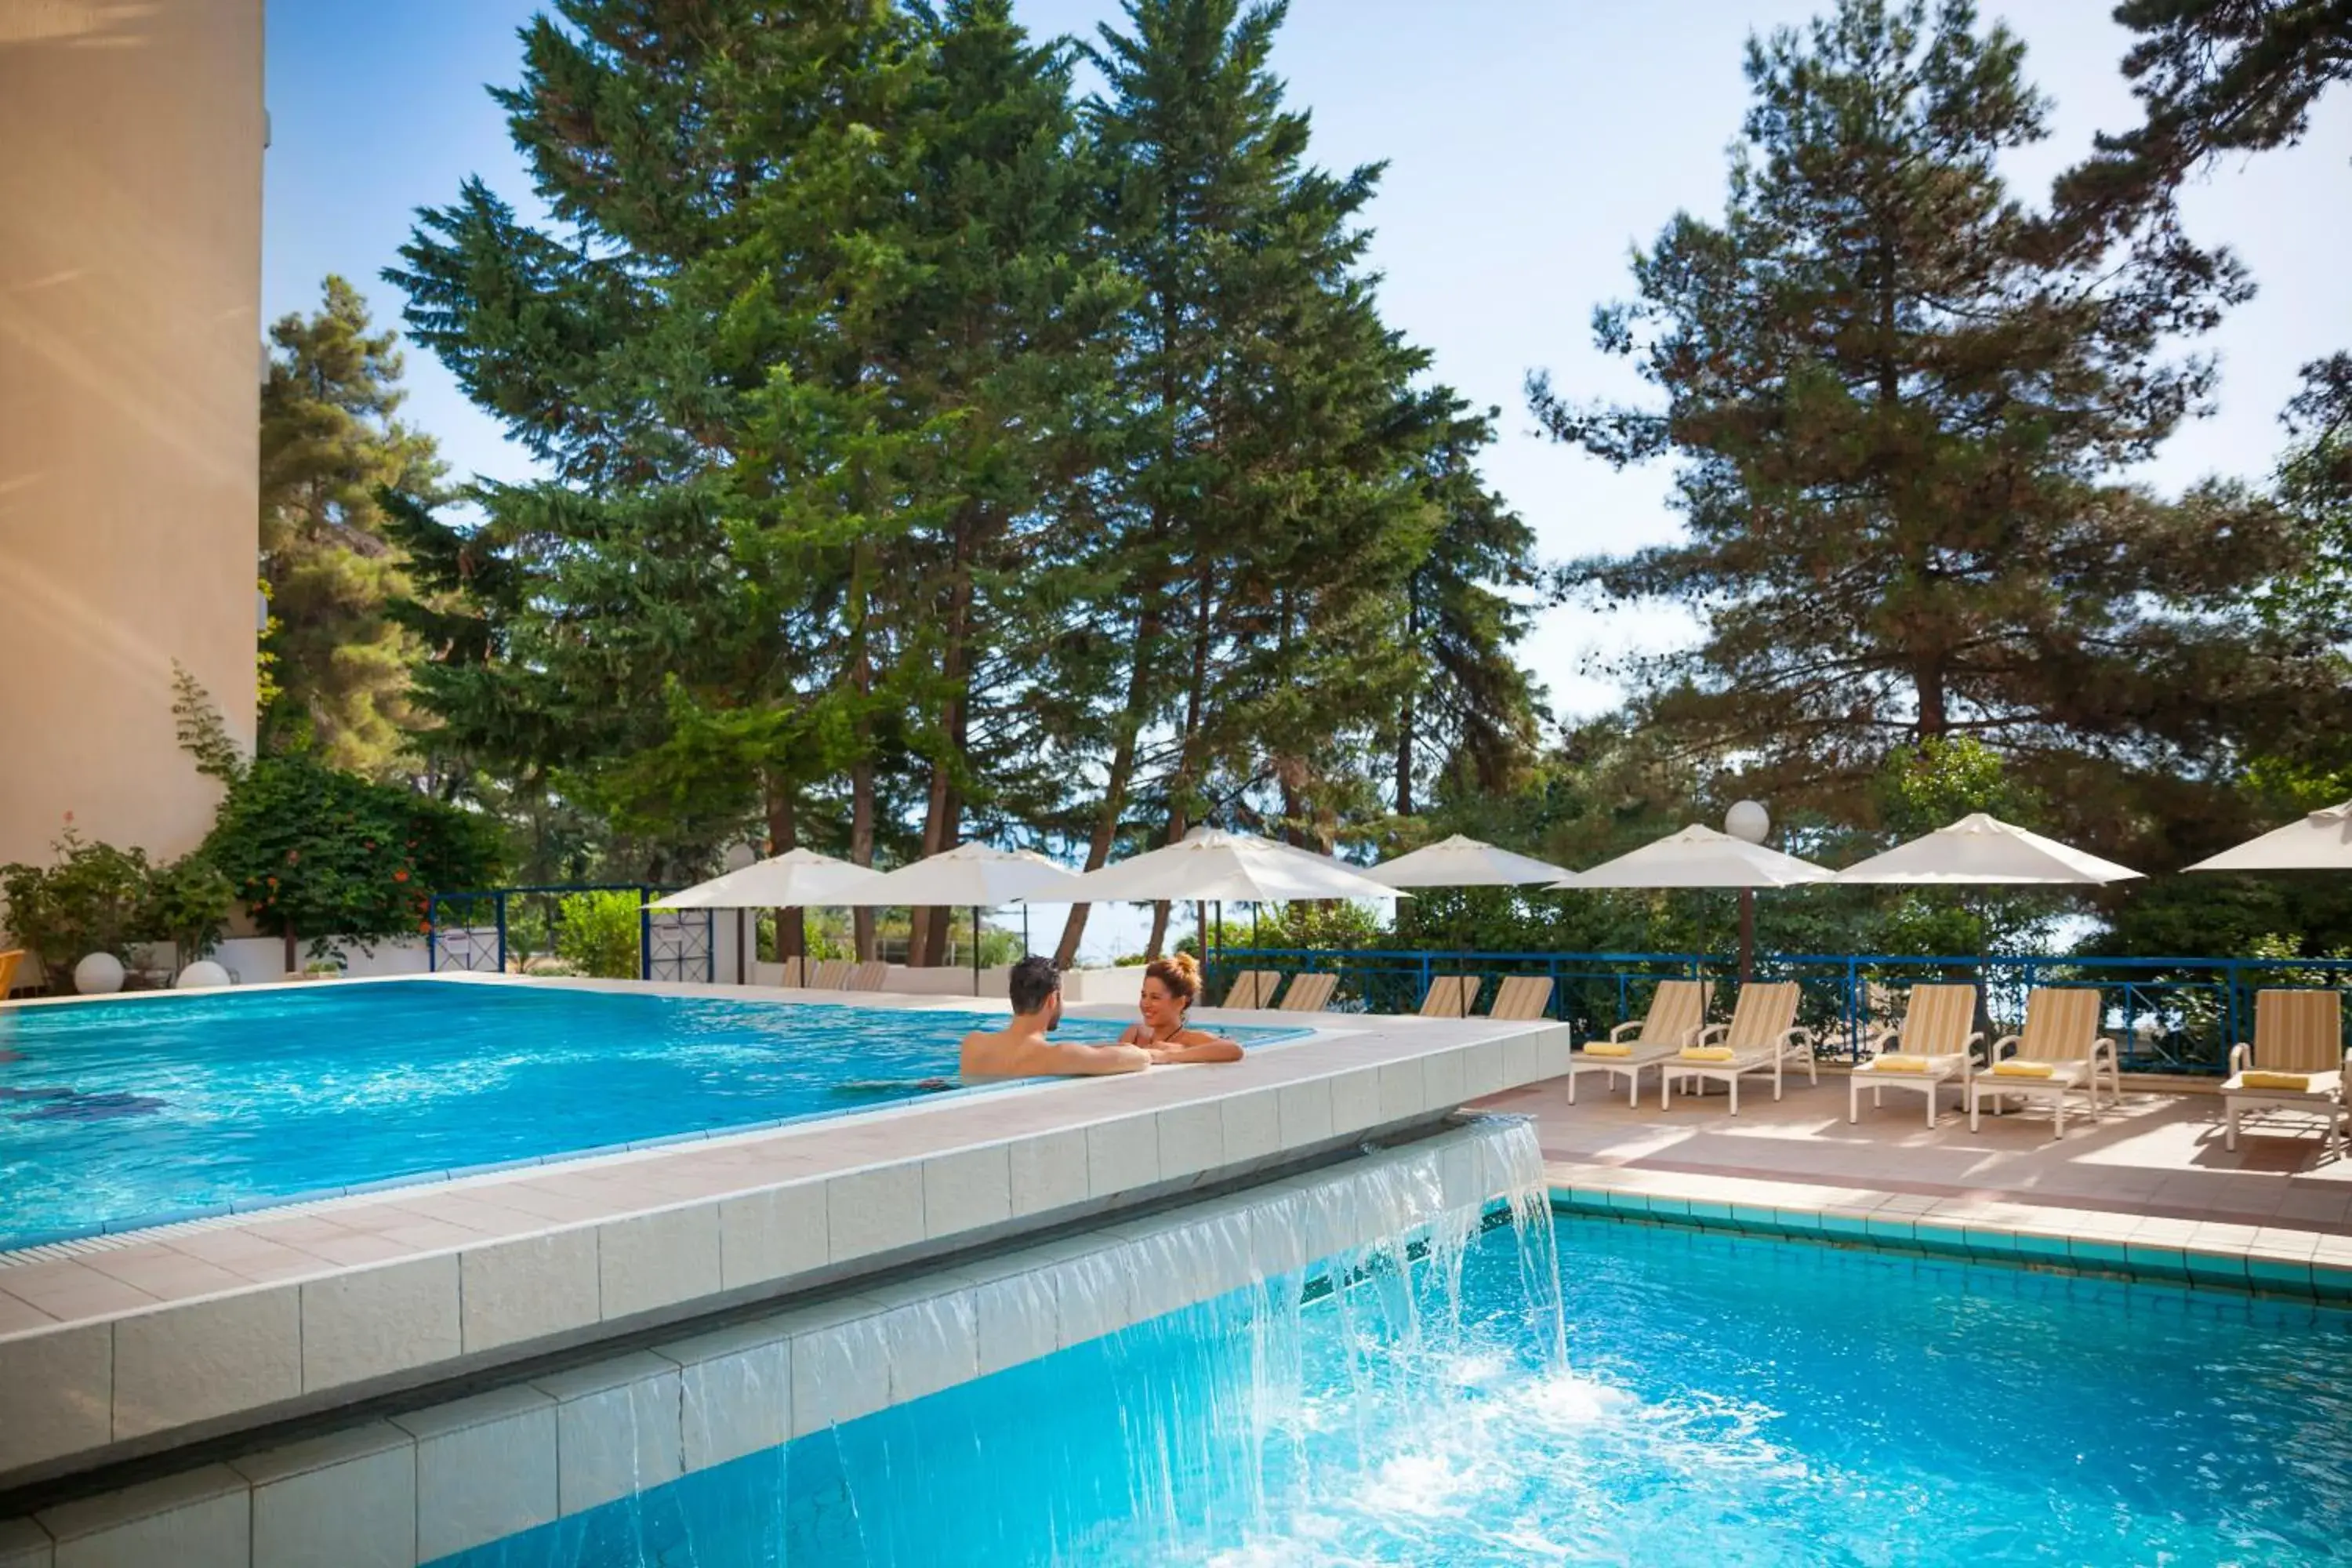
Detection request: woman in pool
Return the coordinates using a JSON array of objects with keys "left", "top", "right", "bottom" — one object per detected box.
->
[{"left": 1119, "top": 953, "right": 1244, "bottom": 1065}]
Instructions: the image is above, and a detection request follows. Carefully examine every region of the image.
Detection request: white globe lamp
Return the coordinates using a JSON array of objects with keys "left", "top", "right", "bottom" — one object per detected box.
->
[
  {"left": 175, "top": 960, "right": 233, "bottom": 990},
  {"left": 72, "top": 952, "right": 126, "bottom": 995},
  {"left": 1724, "top": 800, "right": 1771, "bottom": 846}
]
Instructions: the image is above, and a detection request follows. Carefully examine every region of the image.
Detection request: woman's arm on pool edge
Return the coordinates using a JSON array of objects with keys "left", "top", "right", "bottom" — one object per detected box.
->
[{"left": 1145, "top": 1033, "right": 1244, "bottom": 1065}]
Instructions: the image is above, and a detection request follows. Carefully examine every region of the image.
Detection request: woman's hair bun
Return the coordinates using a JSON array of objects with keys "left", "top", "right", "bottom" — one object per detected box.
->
[{"left": 1145, "top": 951, "right": 1202, "bottom": 1005}]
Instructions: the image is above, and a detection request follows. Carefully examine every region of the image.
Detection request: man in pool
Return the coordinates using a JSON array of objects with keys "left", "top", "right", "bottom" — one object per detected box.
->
[{"left": 958, "top": 956, "right": 1154, "bottom": 1080}]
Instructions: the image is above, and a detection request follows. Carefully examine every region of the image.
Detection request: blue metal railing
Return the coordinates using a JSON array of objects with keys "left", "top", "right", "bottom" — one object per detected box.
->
[
  {"left": 1202, "top": 946, "right": 2352, "bottom": 1075},
  {"left": 426, "top": 884, "right": 713, "bottom": 983}
]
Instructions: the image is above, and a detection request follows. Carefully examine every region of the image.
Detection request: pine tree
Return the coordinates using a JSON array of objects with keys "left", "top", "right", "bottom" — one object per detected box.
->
[
  {"left": 1530, "top": 0, "right": 2341, "bottom": 857},
  {"left": 1054, "top": 0, "right": 1443, "bottom": 960},
  {"left": 258, "top": 276, "right": 445, "bottom": 776}
]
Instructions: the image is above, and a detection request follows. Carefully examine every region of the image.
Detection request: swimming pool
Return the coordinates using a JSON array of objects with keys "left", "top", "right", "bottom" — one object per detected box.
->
[
  {"left": 443, "top": 1207, "right": 2352, "bottom": 1566},
  {"left": 0, "top": 979, "right": 1305, "bottom": 1250}
]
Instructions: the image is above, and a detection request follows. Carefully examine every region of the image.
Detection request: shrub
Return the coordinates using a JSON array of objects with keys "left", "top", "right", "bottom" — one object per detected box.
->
[
  {"left": 144, "top": 854, "right": 236, "bottom": 968},
  {"left": 204, "top": 753, "right": 504, "bottom": 967},
  {"left": 555, "top": 890, "right": 644, "bottom": 979},
  {"left": 0, "top": 824, "right": 153, "bottom": 982}
]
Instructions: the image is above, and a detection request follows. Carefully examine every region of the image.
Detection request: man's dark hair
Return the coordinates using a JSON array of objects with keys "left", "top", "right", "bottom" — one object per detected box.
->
[{"left": 1008, "top": 956, "right": 1061, "bottom": 1015}]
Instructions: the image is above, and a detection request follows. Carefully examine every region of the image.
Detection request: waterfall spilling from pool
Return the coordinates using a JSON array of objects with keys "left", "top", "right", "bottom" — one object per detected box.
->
[{"left": 439, "top": 1117, "right": 1566, "bottom": 1566}]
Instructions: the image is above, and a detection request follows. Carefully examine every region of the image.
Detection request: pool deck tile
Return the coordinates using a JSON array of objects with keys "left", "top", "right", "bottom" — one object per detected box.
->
[{"left": 1492, "top": 1069, "right": 2352, "bottom": 1298}]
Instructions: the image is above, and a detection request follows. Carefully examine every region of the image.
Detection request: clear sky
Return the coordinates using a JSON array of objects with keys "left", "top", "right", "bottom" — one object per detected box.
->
[{"left": 260, "top": 2, "right": 2350, "bottom": 953}]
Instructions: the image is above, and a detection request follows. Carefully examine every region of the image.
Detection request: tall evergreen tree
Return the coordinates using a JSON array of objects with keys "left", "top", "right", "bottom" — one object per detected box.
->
[
  {"left": 1053, "top": 0, "right": 1442, "bottom": 960},
  {"left": 259, "top": 277, "right": 445, "bottom": 777},
  {"left": 1530, "top": 0, "right": 2340, "bottom": 858}
]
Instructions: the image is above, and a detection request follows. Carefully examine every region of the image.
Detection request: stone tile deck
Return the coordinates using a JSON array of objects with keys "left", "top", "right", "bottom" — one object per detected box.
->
[{"left": 1473, "top": 1069, "right": 2352, "bottom": 1292}]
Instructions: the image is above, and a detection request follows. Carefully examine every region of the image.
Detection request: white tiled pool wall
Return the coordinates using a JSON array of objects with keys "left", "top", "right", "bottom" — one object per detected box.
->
[
  {"left": 0, "top": 1009, "right": 1563, "bottom": 1496},
  {"left": 0, "top": 1118, "right": 1531, "bottom": 1568}
]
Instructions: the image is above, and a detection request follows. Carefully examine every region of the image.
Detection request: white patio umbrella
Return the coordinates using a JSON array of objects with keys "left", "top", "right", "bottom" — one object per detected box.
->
[
  {"left": 1831, "top": 813, "right": 2142, "bottom": 886},
  {"left": 1555, "top": 824, "right": 1834, "bottom": 980},
  {"left": 2183, "top": 801, "right": 2352, "bottom": 873},
  {"left": 1370, "top": 833, "right": 1576, "bottom": 964},
  {"left": 1060, "top": 828, "right": 1403, "bottom": 984},
  {"left": 651, "top": 848, "right": 884, "bottom": 981},
  {"left": 649, "top": 847, "right": 884, "bottom": 909},
  {"left": 1368, "top": 833, "right": 1573, "bottom": 889},
  {"left": 840, "top": 844, "right": 1083, "bottom": 994},
  {"left": 1058, "top": 828, "right": 1406, "bottom": 906}
]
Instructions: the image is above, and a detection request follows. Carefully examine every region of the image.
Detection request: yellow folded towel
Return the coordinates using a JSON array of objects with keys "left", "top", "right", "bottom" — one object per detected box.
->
[
  {"left": 2241, "top": 1070, "right": 2314, "bottom": 1092},
  {"left": 1581, "top": 1042, "right": 1634, "bottom": 1058},
  {"left": 1870, "top": 1054, "right": 1934, "bottom": 1073},
  {"left": 1991, "top": 1060, "right": 2055, "bottom": 1079},
  {"left": 1679, "top": 1046, "right": 1737, "bottom": 1062}
]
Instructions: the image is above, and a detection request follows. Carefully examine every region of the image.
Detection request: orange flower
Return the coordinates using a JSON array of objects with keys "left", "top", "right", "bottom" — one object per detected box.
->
[{"left": 393, "top": 869, "right": 410, "bottom": 884}]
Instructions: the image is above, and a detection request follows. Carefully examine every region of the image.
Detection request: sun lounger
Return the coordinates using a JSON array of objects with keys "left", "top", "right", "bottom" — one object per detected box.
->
[
  {"left": 1278, "top": 971, "right": 1339, "bottom": 1013},
  {"left": 1486, "top": 975, "right": 1555, "bottom": 1022},
  {"left": 1658, "top": 980, "right": 1816, "bottom": 1114},
  {"left": 2221, "top": 989, "right": 2347, "bottom": 1153},
  {"left": 1418, "top": 974, "right": 1478, "bottom": 1018},
  {"left": 1566, "top": 979, "right": 1711, "bottom": 1105},
  {"left": 1222, "top": 969, "right": 1283, "bottom": 1009},
  {"left": 1849, "top": 982, "right": 1983, "bottom": 1127},
  {"left": 846, "top": 961, "right": 889, "bottom": 992},
  {"left": 771, "top": 956, "right": 807, "bottom": 988},
  {"left": 1966, "top": 987, "right": 2117, "bottom": 1139},
  {"left": 0, "top": 949, "right": 23, "bottom": 1000},
  {"left": 807, "top": 959, "right": 854, "bottom": 989}
]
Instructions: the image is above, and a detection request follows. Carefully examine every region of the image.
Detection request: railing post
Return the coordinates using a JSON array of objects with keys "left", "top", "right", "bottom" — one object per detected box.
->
[
  {"left": 426, "top": 894, "right": 440, "bottom": 974},
  {"left": 494, "top": 892, "right": 508, "bottom": 976}
]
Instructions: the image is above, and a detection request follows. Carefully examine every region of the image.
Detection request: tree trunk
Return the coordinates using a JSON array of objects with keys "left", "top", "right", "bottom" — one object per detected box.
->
[
  {"left": 764, "top": 779, "right": 803, "bottom": 964},
  {"left": 1054, "top": 604, "right": 1163, "bottom": 967},
  {"left": 282, "top": 922, "right": 296, "bottom": 975},
  {"left": 850, "top": 759, "right": 876, "bottom": 962},
  {"left": 1396, "top": 590, "right": 1419, "bottom": 815}
]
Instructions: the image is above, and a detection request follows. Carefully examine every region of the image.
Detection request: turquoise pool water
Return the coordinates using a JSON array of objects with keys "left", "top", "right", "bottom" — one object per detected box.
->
[
  {"left": 445, "top": 1212, "right": 2352, "bottom": 1566},
  {"left": 0, "top": 980, "right": 1301, "bottom": 1250}
]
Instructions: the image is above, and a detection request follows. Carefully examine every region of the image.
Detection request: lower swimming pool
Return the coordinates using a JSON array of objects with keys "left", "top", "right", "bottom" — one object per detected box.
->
[
  {"left": 445, "top": 1208, "right": 2352, "bottom": 1566},
  {"left": 0, "top": 978, "right": 1303, "bottom": 1250}
]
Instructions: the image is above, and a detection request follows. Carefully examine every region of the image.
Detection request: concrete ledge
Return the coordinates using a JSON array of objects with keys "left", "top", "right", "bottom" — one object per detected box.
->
[
  {"left": 0, "top": 982, "right": 1570, "bottom": 1490},
  {"left": 0, "top": 1116, "right": 1544, "bottom": 1566}
]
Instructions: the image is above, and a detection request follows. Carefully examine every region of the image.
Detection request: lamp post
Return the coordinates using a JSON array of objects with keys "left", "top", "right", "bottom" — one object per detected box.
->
[{"left": 1724, "top": 800, "right": 1769, "bottom": 982}]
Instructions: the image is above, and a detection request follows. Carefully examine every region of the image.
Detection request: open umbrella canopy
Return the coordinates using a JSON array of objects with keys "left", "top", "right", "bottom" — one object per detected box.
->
[
  {"left": 1833, "top": 812, "right": 2142, "bottom": 885},
  {"left": 840, "top": 844, "right": 1081, "bottom": 908},
  {"left": 1059, "top": 829, "right": 1405, "bottom": 905},
  {"left": 649, "top": 847, "right": 883, "bottom": 910},
  {"left": 2185, "top": 800, "right": 2352, "bottom": 873},
  {"left": 1369, "top": 833, "right": 1573, "bottom": 888},
  {"left": 1556, "top": 824, "right": 1834, "bottom": 890}
]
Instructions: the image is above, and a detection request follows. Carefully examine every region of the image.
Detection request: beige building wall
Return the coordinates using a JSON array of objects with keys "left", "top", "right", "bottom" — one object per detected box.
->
[{"left": 0, "top": 0, "right": 265, "bottom": 876}]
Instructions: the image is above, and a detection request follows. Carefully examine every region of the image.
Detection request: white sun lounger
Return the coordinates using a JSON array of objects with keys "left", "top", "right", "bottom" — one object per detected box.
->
[
  {"left": 1278, "top": 972, "right": 1340, "bottom": 1013},
  {"left": 1849, "top": 982, "right": 1984, "bottom": 1127},
  {"left": 2221, "top": 989, "right": 2347, "bottom": 1154},
  {"left": 1566, "top": 979, "right": 1710, "bottom": 1105},
  {"left": 1966, "top": 987, "right": 2117, "bottom": 1139},
  {"left": 1658, "top": 980, "right": 1816, "bottom": 1114},
  {"left": 1486, "top": 975, "right": 1555, "bottom": 1022},
  {"left": 1222, "top": 970, "right": 1283, "bottom": 1010},
  {"left": 1417, "top": 975, "right": 1479, "bottom": 1018}
]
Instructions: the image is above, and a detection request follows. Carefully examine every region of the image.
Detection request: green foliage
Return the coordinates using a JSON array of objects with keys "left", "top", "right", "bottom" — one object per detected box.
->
[
  {"left": 204, "top": 753, "right": 504, "bottom": 960},
  {"left": 260, "top": 277, "right": 447, "bottom": 777},
  {"left": 172, "top": 661, "right": 248, "bottom": 784},
  {"left": 554, "top": 891, "right": 644, "bottom": 980},
  {"left": 1531, "top": 0, "right": 2343, "bottom": 866},
  {"left": 144, "top": 855, "right": 237, "bottom": 965},
  {"left": 0, "top": 826, "right": 154, "bottom": 979}
]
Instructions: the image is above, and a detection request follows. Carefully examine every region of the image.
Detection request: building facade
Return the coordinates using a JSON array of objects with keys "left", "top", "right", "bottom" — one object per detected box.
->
[{"left": 0, "top": 0, "right": 265, "bottom": 872}]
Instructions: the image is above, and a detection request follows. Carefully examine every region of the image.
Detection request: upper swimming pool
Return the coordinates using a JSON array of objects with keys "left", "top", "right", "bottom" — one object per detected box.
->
[{"left": 0, "top": 978, "right": 1305, "bottom": 1250}]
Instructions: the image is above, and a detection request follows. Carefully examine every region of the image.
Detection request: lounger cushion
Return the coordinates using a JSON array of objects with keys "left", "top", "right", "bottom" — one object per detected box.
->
[
  {"left": 1868, "top": 1054, "right": 1936, "bottom": 1073},
  {"left": 1581, "top": 1043, "right": 1634, "bottom": 1058},
  {"left": 2240, "top": 1070, "right": 2316, "bottom": 1092},
  {"left": 1991, "top": 1061, "right": 2055, "bottom": 1079},
  {"left": 1678, "top": 1046, "right": 1737, "bottom": 1062}
]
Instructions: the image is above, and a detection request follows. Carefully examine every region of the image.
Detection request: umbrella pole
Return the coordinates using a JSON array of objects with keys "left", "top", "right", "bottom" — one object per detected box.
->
[{"left": 972, "top": 906, "right": 982, "bottom": 997}]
